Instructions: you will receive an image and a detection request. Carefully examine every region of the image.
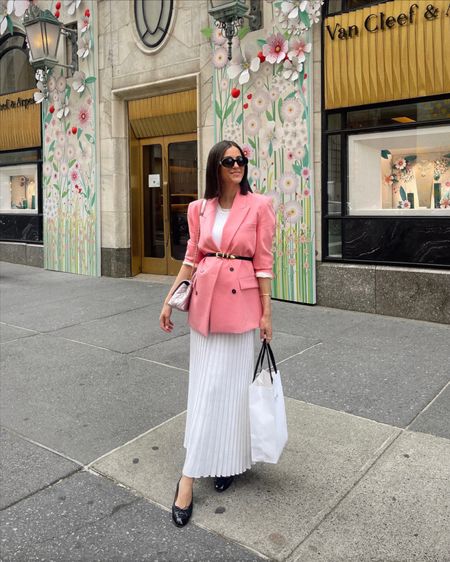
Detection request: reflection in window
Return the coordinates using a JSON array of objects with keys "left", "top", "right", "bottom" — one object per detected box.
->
[
  {"left": 0, "top": 164, "right": 38, "bottom": 213},
  {"left": 0, "top": 32, "right": 35, "bottom": 95}
]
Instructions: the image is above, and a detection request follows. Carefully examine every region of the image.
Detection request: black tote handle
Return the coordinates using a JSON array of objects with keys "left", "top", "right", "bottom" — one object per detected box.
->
[{"left": 252, "top": 340, "right": 278, "bottom": 383}]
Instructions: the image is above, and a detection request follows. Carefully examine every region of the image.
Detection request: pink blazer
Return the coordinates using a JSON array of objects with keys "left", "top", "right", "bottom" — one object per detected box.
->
[{"left": 183, "top": 191, "right": 276, "bottom": 337}]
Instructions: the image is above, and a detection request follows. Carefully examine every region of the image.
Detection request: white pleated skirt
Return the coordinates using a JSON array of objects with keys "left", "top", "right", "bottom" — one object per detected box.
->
[{"left": 182, "top": 328, "right": 255, "bottom": 478}]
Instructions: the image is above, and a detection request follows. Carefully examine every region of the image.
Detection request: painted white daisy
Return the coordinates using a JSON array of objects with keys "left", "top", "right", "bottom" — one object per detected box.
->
[
  {"left": 252, "top": 89, "right": 270, "bottom": 113},
  {"left": 244, "top": 113, "right": 262, "bottom": 136},
  {"left": 260, "top": 121, "right": 283, "bottom": 151},
  {"left": 279, "top": 172, "right": 299, "bottom": 194},
  {"left": 284, "top": 200, "right": 303, "bottom": 223},
  {"left": 56, "top": 76, "right": 67, "bottom": 93},
  {"left": 213, "top": 47, "right": 228, "bottom": 69},
  {"left": 281, "top": 0, "right": 308, "bottom": 20},
  {"left": 250, "top": 167, "right": 261, "bottom": 181},
  {"left": 43, "top": 162, "right": 52, "bottom": 177},
  {"left": 54, "top": 147, "right": 63, "bottom": 161},
  {"left": 281, "top": 99, "right": 302, "bottom": 122},
  {"left": 61, "top": 161, "right": 69, "bottom": 175},
  {"left": 212, "top": 27, "right": 227, "bottom": 46}
]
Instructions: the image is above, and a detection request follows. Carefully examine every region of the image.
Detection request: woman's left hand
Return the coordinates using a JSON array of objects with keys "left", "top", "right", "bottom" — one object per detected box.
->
[{"left": 259, "top": 314, "right": 272, "bottom": 342}]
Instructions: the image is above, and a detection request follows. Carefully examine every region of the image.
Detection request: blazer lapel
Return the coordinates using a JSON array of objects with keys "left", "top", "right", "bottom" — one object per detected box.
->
[{"left": 220, "top": 191, "right": 250, "bottom": 253}]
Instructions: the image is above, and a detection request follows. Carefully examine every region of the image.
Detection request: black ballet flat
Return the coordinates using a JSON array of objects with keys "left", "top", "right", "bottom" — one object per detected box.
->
[
  {"left": 172, "top": 478, "right": 193, "bottom": 527},
  {"left": 214, "top": 475, "right": 234, "bottom": 492}
]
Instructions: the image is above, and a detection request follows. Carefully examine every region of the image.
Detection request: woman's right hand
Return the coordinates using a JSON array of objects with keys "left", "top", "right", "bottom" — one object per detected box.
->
[{"left": 159, "top": 304, "right": 174, "bottom": 333}]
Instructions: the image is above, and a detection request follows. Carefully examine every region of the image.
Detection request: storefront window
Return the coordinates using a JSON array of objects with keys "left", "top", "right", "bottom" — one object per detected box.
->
[
  {"left": 0, "top": 164, "right": 39, "bottom": 214},
  {"left": 348, "top": 125, "right": 450, "bottom": 215}
]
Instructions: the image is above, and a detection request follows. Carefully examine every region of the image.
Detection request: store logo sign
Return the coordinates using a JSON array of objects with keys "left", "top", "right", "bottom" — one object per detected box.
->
[
  {"left": 326, "top": 3, "right": 447, "bottom": 41},
  {"left": 0, "top": 97, "right": 35, "bottom": 111}
]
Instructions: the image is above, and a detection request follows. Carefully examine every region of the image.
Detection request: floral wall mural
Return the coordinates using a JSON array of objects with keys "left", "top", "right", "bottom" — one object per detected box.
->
[
  {"left": 206, "top": 0, "right": 323, "bottom": 304},
  {"left": 1, "top": 0, "right": 99, "bottom": 275}
]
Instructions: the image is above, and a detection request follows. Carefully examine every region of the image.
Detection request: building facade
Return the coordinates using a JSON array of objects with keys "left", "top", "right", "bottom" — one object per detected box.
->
[{"left": 1, "top": 0, "right": 449, "bottom": 323}]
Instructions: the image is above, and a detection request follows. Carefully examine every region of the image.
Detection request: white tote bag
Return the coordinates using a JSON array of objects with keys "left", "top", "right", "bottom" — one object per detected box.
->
[{"left": 249, "top": 341, "right": 288, "bottom": 464}]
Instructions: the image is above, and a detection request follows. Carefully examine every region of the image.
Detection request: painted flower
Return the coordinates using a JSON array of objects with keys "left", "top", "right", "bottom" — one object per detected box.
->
[
  {"left": 56, "top": 99, "right": 70, "bottom": 119},
  {"left": 281, "top": 0, "right": 308, "bottom": 20},
  {"left": 262, "top": 33, "right": 288, "bottom": 64},
  {"left": 288, "top": 258, "right": 296, "bottom": 267},
  {"left": 54, "top": 147, "right": 63, "bottom": 161},
  {"left": 440, "top": 197, "right": 450, "bottom": 208},
  {"left": 303, "top": 187, "right": 310, "bottom": 197},
  {"left": 301, "top": 167, "right": 310, "bottom": 179},
  {"left": 227, "top": 48, "right": 260, "bottom": 85},
  {"left": 47, "top": 76, "right": 57, "bottom": 92},
  {"left": 283, "top": 56, "right": 302, "bottom": 82},
  {"left": 56, "top": 76, "right": 67, "bottom": 92},
  {"left": 398, "top": 200, "right": 410, "bottom": 209},
  {"left": 279, "top": 172, "right": 299, "bottom": 194},
  {"left": 394, "top": 158, "right": 406, "bottom": 170},
  {"left": 260, "top": 122, "right": 283, "bottom": 151},
  {"left": 212, "top": 27, "right": 227, "bottom": 46},
  {"left": 43, "top": 162, "right": 52, "bottom": 177},
  {"left": 287, "top": 150, "right": 294, "bottom": 161},
  {"left": 281, "top": 99, "right": 302, "bottom": 122},
  {"left": 52, "top": 91, "right": 60, "bottom": 103},
  {"left": 33, "top": 80, "right": 45, "bottom": 104},
  {"left": 64, "top": 0, "right": 81, "bottom": 16},
  {"left": 288, "top": 38, "right": 312, "bottom": 64},
  {"left": 244, "top": 113, "right": 261, "bottom": 136},
  {"left": 294, "top": 145, "right": 306, "bottom": 160},
  {"left": 78, "top": 106, "right": 91, "bottom": 126},
  {"left": 80, "top": 17, "right": 90, "bottom": 34},
  {"left": 248, "top": 167, "right": 260, "bottom": 181},
  {"left": 66, "top": 144, "right": 76, "bottom": 159},
  {"left": 252, "top": 89, "right": 270, "bottom": 113},
  {"left": 220, "top": 78, "right": 228, "bottom": 91},
  {"left": 284, "top": 200, "right": 303, "bottom": 223},
  {"left": 57, "top": 132, "right": 66, "bottom": 146},
  {"left": 70, "top": 169, "right": 79, "bottom": 183},
  {"left": 260, "top": 147, "right": 269, "bottom": 160},
  {"left": 77, "top": 35, "right": 91, "bottom": 59},
  {"left": 212, "top": 47, "right": 228, "bottom": 69},
  {"left": 72, "top": 70, "right": 86, "bottom": 93},
  {"left": 61, "top": 161, "right": 69, "bottom": 175},
  {"left": 254, "top": 77, "right": 265, "bottom": 89},
  {"left": 241, "top": 143, "right": 254, "bottom": 160}
]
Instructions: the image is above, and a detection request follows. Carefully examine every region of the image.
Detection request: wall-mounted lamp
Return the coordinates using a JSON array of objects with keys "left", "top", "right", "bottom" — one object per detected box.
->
[
  {"left": 208, "top": 0, "right": 262, "bottom": 60},
  {"left": 23, "top": 4, "right": 77, "bottom": 100}
]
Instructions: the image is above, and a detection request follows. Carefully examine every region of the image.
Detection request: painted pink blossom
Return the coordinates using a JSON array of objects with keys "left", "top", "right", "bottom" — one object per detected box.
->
[
  {"left": 262, "top": 33, "right": 288, "bottom": 64},
  {"left": 70, "top": 170, "right": 79, "bottom": 183},
  {"left": 303, "top": 188, "right": 310, "bottom": 196},
  {"left": 302, "top": 167, "right": 310, "bottom": 179},
  {"left": 287, "top": 150, "right": 294, "bottom": 161},
  {"left": 288, "top": 39, "right": 312, "bottom": 64},
  {"left": 78, "top": 106, "right": 91, "bottom": 126},
  {"left": 241, "top": 143, "right": 254, "bottom": 160}
]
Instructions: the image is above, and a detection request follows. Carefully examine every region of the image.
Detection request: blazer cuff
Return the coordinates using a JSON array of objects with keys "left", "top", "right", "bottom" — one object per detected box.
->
[
  {"left": 255, "top": 271, "right": 273, "bottom": 279},
  {"left": 182, "top": 260, "right": 194, "bottom": 267}
]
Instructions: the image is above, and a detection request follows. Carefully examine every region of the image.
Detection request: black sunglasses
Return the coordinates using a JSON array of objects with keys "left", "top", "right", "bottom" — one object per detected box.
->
[{"left": 220, "top": 156, "right": 248, "bottom": 168}]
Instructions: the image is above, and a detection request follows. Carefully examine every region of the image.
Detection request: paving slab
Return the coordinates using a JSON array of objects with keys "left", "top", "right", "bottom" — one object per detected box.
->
[
  {"left": 0, "top": 334, "right": 188, "bottom": 464},
  {"left": 280, "top": 327, "right": 449, "bottom": 429},
  {"left": 50, "top": 305, "right": 190, "bottom": 354},
  {"left": 131, "top": 330, "right": 320, "bottom": 371},
  {"left": 0, "top": 470, "right": 263, "bottom": 561},
  {"left": 290, "top": 431, "right": 450, "bottom": 562},
  {"left": 92, "top": 397, "right": 399, "bottom": 561},
  {"left": 271, "top": 300, "right": 367, "bottom": 341},
  {"left": 0, "top": 426, "right": 80, "bottom": 509},
  {"left": 0, "top": 322, "right": 38, "bottom": 343},
  {"left": 408, "top": 384, "right": 450, "bottom": 441}
]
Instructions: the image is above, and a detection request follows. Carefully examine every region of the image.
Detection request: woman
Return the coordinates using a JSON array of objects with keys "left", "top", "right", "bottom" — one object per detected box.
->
[{"left": 159, "top": 140, "right": 275, "bottom": 527}]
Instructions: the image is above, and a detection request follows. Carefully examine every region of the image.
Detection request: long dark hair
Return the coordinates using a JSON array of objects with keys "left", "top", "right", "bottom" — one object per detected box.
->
[{"left": 204, "top": 140, "right": 252, "bottom": 199}]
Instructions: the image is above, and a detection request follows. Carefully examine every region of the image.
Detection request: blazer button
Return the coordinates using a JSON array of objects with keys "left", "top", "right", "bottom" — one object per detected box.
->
[
  {"left": 232, "top": 289, "right": 236, "bottom": 294},
  {"left": 230, "top": 267, "right": 234, "bottom": 272},
  {"left": 195, "top": 290, "right": 198, "bottom": 295}
]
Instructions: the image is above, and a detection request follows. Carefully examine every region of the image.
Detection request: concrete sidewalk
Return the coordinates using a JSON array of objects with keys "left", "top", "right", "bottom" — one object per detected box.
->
[{"left": 1, "top": 262, "right": 449, "bottom": 562}]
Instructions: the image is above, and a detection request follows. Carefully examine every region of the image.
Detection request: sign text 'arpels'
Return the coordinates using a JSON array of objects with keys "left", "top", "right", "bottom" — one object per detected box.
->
[{"left": 326, "top": 3, "right": 449, "bottom": 40}]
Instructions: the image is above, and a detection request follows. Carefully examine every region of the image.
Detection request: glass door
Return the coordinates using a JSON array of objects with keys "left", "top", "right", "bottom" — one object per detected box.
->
[{"left": 140, "top": 133, "right": 197, "bottom": 274}]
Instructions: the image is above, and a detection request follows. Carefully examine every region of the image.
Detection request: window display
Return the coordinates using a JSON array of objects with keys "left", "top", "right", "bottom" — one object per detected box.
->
[
  {"left": 0, "top": 164, "right": 38, "bottom": 213},
  {"left": 348, "top": 125, "right": 450, "bottom": 215}
]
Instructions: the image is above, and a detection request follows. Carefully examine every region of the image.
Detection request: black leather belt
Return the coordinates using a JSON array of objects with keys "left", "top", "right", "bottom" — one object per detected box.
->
[{"left": 205, "top": 252, "right": 253, "bottom": 261}]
